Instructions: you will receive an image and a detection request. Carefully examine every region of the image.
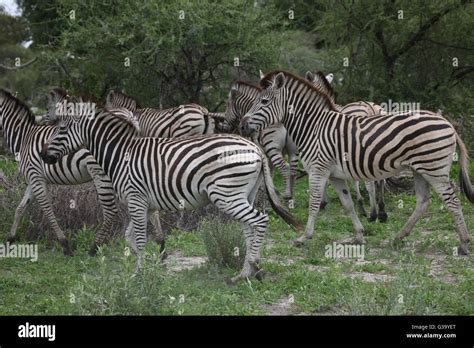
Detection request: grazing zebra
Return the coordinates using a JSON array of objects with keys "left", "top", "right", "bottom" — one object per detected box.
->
[
  {"left": 105, "top": 90, "right": 229, "bottom": 137},
  {"left": 225, "top": 81, "right": 299, "bottom": 202},
  {"left": 41, "top": 107, "right": 299, "bottom": 283},
  {"left": 0, "top": 88, "right": 120, "bottom": 255},
  {"left": 239, "top": 70, "right": 472, "bottom": 255},
  {"left": 306, "top": 70, "right": 388, "bottom": 222}
]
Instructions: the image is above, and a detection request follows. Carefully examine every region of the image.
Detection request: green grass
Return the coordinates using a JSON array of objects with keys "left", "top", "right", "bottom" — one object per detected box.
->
[{"left": 0, "top": 159, "right": 473, "bottom": 315}]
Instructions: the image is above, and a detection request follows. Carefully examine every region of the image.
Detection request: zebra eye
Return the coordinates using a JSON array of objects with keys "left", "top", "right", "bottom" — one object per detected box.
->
[{"left": 261, "top": 98, "right": 270, "bottom": 106}]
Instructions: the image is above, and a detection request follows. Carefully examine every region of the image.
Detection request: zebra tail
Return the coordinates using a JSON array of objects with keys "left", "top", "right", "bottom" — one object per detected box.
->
[
  {"left": 261, "top": 154, "right": 301, "bottom": 230},
  {"left": 456, "top": 132, "right": 474, "bottom": 204}
]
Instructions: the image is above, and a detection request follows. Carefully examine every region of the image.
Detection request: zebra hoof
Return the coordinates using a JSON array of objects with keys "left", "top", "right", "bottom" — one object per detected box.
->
[
  {"left": 320, "top": 201, "right": 327, "bottom": 210},
  {"left": 60, "top": 239, "right": 74, "bottom": 257},
  {"left": 88, "top": 245, "right": 98, "bottom": 257},
  {"left": 378, "top": 212, "right": 388, "bottom": 223},
  {"left": 368, "top": 213, "right": 377, "bottom": 222},
  {"left": 254, "top": 269, "right": 265, "bottom": 282},
  {"left": 159, "top": 250, "right": 168, "bottom": 262},
  {"left": 6, "top": 235, "right": 17, "bottom": 244},
  {"left": 293, "top": 238, "right": 306, "bottom": 247},
  {"left": 458, "top": 246, "right": 469, "bottom": 256},
  {"left": 391, "top": 238, "right": 404, "bottom": 249}
]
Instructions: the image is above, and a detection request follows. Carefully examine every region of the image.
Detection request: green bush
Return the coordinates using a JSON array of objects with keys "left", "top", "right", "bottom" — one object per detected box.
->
[{"left": 200, "top": 217, "right": 246, "bottom": 270}]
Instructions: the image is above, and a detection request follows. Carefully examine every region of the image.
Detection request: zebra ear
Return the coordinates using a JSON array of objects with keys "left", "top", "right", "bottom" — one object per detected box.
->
[
  {"left": 274, "top": 72, "right": 286, "bottom": 89},
  {"left": 259, "top": 70, "right": 265, "bottom": 79},
  {"left": 105, "top": 90, "right": 115, "bottom": 105},
  {"left": 325, "top": 73, "right": 334, "bottom": 84},
  {"left": 305, "top": 71, "right": 314, "bottom": 82},
  {"left": 230, "top": 87, "right": 239, "bottom": 99}
]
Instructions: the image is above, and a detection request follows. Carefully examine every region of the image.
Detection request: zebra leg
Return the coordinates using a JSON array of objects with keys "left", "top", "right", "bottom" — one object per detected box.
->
[
  {"left": 366, "top": 181, "right": 378, "bottom": 222},
  {"left": 149, "top": 210, "right": 167, "bottom": 260},
  {"left": 320, "top": 183, "right": 328, "bottom": 210},
  {"left": 6, "top": 184, "right": 33, "bottom": 243},
  {"left": 128, "top": 200, "right": 149, "bottom": 273},
  {"left": 376, "top": 180, "right": 388, "bottom": 222},
  {"left": 330, "top": 177, "right": 365, "bottom": 244},
  {"left": 294, "top": 171, "right": 329, "bottom": 246},
  {"left": 428, "top": 179, "right": 470, "bottom": 255},
  {"left": 353, "top": 181, "right": 368, "bottom": 218},
  {"left": 266, "top": 146, "right": 292, "bottom": 201},
  {"left": 88, "top": 173, "right": 120, "bottom": 256},
  {"left": 288, "top": 151, "right": 299, "bottom": 204},
  {"left": 212, "top": 196, "right": 268, "bottom": 284},
  {"left": 31, "top": 180, "right": 73, "bottom": 256},
  {"left": 394, "top": 173, "right": 430, "bottom": 242}
]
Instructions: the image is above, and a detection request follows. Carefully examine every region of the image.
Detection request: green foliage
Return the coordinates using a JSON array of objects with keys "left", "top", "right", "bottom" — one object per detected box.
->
[
  {"left": 37, "top": 0, "right": 283, "bottom": 109},
  {"left": 200, "top": 217, "right": 246, "bottom": 270}
]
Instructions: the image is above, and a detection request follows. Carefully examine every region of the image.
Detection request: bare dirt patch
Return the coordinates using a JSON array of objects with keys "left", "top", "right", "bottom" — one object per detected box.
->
[
  {"left": 262, "top": 296, "right": 295, "bottom": 315},
  {"left": 163, "top": 251, "right": 207, "bottom": 272}
]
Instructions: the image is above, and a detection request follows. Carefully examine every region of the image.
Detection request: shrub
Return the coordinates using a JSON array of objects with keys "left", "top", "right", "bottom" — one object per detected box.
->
[{"left": 200, "top": 216, "right": 246, "bottom": 270}]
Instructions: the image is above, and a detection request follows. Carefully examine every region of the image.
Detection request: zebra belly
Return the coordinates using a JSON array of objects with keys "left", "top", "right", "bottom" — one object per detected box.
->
[{"left": 43, "top": 152, "right": 92, "bottom": 185}]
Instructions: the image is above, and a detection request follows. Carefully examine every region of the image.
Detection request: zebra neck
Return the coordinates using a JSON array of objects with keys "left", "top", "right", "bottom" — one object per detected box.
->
[
  {"left": 282, "top": 96, "right": 334, "bottom": 156},
  {"left": 4, "top": 113, "right": 34, "bottom": 154},
  {"left": 88, "top": 121, "right": 135, "bottom": 184}
]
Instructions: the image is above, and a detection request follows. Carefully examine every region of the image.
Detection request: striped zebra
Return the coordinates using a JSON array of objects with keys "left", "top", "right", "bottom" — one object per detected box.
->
[
  {"left": 306, "top": 71, "right": 388, "bottom": 222},
  {"left": 0, "top": 88, "right": 120, "bottom": 255},
  {"left": 225, "top": 81, "right": 299, "bottom": 202},
  {"left": 105, "top": 90, "right": 229, "bottom": 137},
  {"left": 45, "top": 88, "right": 167, "bottom": 255},
  {"left": 40, "top": 107, "right": 299, "bottom": 283},
  {"left": 239, "top": 70, "right": 472, "bottom": 255}
]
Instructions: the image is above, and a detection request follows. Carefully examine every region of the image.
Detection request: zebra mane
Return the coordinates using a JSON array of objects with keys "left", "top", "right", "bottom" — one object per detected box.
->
[
  {"left": 51, "top": 87, "right": 68, "bottom": 98},
  {"left": 234, "top": 81, "right": 262, "bottom": 92},
  {"left": 313, "top": 71, "right": 336, "bottom": 102},
  {"left": 0, "top": 88, "right": 36, "bottom": 124},
  {"left": 105, "top": 90, "right": 140, "bottom": 110},
  {"left": 259, "top": 70, "right": 337, "bottom": 111}
]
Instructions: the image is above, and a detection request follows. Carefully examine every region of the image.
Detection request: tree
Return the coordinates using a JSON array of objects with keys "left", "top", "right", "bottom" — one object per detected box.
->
[{"left": 39, "top": 0, "right": 283, "bottom": 109}]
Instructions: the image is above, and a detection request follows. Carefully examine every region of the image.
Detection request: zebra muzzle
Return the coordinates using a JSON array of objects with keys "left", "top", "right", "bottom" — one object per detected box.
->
[
  {"left": 239, "top": 116, "right": 257, "bottom": 137},
  {"left": 40, "top": 143, "right": 58, "bottom": 164}
]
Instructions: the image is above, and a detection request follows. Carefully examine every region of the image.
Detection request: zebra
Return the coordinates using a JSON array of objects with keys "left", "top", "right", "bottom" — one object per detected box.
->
[
  {"left": 105, "top": 90, "right": 229, "bottom": 137},
  {"left": 40, "top": 106, "right": 300, "bottom": 283},
  {"left": 0, "top": 88, "right": 120, "bottom": 256},
  {"left": 306, "top": 71, "right": 388, "bottom": 222},
  {"left": 105, "top": 90, "right": 231, "bottom": 252},
  {"left": 225, "top": 81, "right": 299, "bottom": 202},
  {"left": 239, "top": 70, "right": 472, "bottom": 255},
  {"left": 44, "top": 88, "right": 167, "bottom": 256}
]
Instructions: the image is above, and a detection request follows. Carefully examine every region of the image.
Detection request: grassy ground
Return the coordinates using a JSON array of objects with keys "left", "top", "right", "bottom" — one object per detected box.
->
[{"left": 0, "top": 159, "right": 473, "bottom": 315}]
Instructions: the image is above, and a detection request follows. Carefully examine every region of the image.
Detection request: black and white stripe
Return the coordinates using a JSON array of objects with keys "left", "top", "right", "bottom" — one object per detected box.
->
[
  {"left": 226, "top": 81, "right": 299, "bottom": 202},
  {"left": 306, "top": 71, "right": 388, "bottom": 221},
  {"left": 105, "top": 90, "right": 227, "bottom": 138},
  {"left": 0, "top": 89, "right": 120, "bottom": 255},
  {"left": 240, "top": 70, "right": 472, "bottom": 255},
  {"left": 41, "top": 107, "right": 299, "bottom": 282}
]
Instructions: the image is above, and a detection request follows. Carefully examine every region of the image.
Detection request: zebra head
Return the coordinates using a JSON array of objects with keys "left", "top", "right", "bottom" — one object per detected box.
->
[
  {"left": 225, "top": 82, "right": 261, "bottom": 132},
  {"left": 41, "top": 107, "right": 138, "bottom": 164},
  {"left": 44, "top": 87, "right": 69, "bottom": 124},
  {"left": 239, "top": 72, "right": 286, "bottom": 137},
  {"left": 40, "top": 114, "right": 84, "bottom": 164},
  {"left": 105, "top": 90, "right": 139, "bottom": 112}
]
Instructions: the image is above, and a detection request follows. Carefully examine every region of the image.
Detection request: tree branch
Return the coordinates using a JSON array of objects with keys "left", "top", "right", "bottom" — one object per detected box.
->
[{"left": 0, "top": 57, "right": 37, "bottom": 70}]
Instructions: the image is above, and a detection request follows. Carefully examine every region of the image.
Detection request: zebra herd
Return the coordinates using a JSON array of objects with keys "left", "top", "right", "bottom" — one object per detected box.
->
[{"left": 1, "top": 68, "right": 472, "bottom": 284}]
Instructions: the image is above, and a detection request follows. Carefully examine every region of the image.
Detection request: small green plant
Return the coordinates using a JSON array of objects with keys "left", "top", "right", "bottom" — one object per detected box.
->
[{"left": 200, "top": 217, "right": 246, "bottom": 270}]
